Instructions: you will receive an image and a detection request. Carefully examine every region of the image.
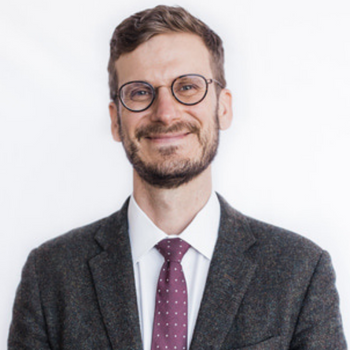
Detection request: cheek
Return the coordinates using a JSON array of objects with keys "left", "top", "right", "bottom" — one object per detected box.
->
[
  {"left": 194, "top": 100, "right": 218, "bottom": 128},
  {"left": 184, "top": 103, "right": 210, "bottom": 124},
  {"left": 198, "top": 90, "right": 218, "bottom": 115},
  {"left": 119, "top": 111, "right": 143, "bottom": 137}
]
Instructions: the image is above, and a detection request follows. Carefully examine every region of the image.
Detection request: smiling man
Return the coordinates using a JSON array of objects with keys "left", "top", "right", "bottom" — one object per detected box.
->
[
  {"left": 110, "top": 33, "right": 226, "bottom": 192},
  {"left": 9, "top": 5, "right": 347, "bottom": 350}
]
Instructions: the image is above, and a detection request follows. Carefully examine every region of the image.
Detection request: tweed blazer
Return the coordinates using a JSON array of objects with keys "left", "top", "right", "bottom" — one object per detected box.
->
[{"left": 9, "top": 195, "right": 347, "bottom": 349}]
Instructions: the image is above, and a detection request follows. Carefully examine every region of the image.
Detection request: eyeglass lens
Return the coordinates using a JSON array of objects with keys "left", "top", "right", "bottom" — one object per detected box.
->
[{"left": 119, "top": 75, "right": 208, "bottom": 112}]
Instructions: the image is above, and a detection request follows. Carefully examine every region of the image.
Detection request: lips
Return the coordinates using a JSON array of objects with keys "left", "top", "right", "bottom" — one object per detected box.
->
[
  {"left": 135, "top": 122, "right": 199, "bottom": 142},
  {"left": 146, "top": 132, "right": 191, "bottom": 144}
]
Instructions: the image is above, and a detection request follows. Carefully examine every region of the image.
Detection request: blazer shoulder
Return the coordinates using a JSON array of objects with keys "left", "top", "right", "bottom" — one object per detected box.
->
[
  {"left": 249, "top": 216, "right": 322, "bottom": 249},
  {"left": 38, "top": 216, "right": 105, "bottom": 252},
  {"left": 32, "top": 199, "right": 129, "bottom": 263},
  {"left": 245, "top": 214, "right": 323, "bottom": 259},
  {"left": 218, "top": 193, "right": 324, "bottom": 263}
]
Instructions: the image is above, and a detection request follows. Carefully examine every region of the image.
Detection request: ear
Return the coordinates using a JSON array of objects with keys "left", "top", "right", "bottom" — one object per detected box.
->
[
  {"left": 109, "top": 101, "right": 122, "bottom": 142},
  {"left": 217, "top": 88, "right": 233, "bottom": 130}
]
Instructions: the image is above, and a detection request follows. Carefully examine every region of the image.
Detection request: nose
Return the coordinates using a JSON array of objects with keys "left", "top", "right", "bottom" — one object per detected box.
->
[{"left": 150, "top": 86, "right": 179, "bottom": 124}]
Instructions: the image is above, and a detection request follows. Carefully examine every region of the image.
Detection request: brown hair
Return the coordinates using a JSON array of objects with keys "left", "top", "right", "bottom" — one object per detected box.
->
[{"left": 108, "top": 5, "right": 226, "bottom": 100}]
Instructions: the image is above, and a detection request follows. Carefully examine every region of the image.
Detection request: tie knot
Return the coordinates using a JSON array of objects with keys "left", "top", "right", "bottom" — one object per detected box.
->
[{"left": 156, "top": 238, "right": 190, "bottom": 263}]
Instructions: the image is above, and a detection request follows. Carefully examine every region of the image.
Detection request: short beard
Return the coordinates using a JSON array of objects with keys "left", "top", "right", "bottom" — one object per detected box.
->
[{"left": 119, "top": 113, "right": 220, "bottom": 189}]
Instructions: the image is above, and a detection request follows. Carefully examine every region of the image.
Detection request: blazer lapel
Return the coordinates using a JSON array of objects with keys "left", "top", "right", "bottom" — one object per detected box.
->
[
  {"left": 88, "top": 199, "right": 143, "bottom": 350},
  {"left": 190, "top": 195, "right": 257, "bottom": 350}
]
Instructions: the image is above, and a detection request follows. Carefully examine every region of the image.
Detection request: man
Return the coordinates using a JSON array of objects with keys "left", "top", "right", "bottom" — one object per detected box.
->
[{"left": 8, "top": 5, "right": 347, "bottom": 350}]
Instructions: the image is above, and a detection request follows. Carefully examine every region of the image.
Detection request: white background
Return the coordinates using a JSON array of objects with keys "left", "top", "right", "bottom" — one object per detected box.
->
[{"left": 1, "top": 0, "right": 349, "bottom": 347}]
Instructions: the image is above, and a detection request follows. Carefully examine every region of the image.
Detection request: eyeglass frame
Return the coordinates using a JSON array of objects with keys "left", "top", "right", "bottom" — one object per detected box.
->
[{"left": 114, "top": 73, "right": 224, "bottom": 113}]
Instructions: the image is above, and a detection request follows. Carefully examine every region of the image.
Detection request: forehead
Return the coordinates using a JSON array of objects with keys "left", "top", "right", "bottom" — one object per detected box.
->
[{"left": 115, "top": 33, "right": 212, "bottom": 86}]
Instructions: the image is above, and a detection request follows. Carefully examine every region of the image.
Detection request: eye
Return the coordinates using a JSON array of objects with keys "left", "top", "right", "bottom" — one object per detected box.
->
[
  {"left": 131, "top": 89, "right": 148, "bottom": 97},
  {"left": 175, "top": 82, "right": 200, "bottom": 95},
  {"left": 124, "top": 84, "right": 153, "bottom": 101},
  {"left": 180, "top": 84, "right": 197, "bottom": 91}
]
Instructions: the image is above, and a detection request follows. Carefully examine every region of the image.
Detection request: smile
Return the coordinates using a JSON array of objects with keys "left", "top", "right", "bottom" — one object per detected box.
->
[{"left": 145, "top": 132, "right": 192, "bottom": 144}]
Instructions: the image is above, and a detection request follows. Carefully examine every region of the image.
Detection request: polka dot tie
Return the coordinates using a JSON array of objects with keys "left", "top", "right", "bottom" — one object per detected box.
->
[{"left": 151, "top": 238, "right": 191, "bottom": 350}]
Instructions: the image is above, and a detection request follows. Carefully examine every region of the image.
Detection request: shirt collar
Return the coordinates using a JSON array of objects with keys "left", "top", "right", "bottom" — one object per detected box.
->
[{"left": 128, "top": 192, "right": 220, "bottom": 264}]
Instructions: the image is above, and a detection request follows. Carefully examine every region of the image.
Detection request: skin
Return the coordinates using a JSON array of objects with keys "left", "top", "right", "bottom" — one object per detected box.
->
[{"left": 109, "top": 33, "right": 233, "bottom": 235}]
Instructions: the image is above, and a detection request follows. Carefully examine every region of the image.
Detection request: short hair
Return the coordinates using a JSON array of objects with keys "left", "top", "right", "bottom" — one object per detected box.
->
[{"left": 108, "top": 5, "right": 226, "bottom": 101}]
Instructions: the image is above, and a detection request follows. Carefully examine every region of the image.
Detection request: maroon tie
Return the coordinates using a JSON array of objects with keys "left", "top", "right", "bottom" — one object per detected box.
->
[{"left": 151, "top": 238, "right": 191, "bottom": 350}]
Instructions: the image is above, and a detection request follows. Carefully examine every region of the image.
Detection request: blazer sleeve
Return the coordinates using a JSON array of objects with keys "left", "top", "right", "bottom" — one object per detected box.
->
[
  {"left": 8, "top": 249, "right": 52, "bottom": 350},
  {"left": 290, "top": 250, "right": 347, "bottom": 349}
]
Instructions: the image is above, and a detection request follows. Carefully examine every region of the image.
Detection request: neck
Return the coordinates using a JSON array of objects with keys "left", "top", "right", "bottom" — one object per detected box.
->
[{"left": 133, "top": 167, "right": 213, "bottom": 235}]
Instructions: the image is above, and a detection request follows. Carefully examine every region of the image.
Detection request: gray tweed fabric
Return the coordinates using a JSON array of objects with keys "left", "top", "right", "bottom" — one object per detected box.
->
[{"left": 8, "top": 194, "right": 347, "bottom": 349}]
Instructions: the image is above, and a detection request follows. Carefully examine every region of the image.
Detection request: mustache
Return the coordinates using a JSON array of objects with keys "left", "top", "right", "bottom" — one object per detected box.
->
[{"left": 135, "top": 122, "right": 200, "bottom": 141}]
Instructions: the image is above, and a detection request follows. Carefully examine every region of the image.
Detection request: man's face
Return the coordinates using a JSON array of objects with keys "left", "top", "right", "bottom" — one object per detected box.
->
[{"left": 109, "top": 33, "right": 232, "bottom": 189}]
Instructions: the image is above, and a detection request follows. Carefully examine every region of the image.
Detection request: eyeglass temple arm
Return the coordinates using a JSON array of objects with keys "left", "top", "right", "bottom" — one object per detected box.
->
[{"left": 207, "top": 78, "right": 224, "bottom": 88}]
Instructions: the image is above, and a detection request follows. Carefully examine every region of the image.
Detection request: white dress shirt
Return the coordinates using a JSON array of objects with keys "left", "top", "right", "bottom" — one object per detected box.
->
[{"left": 128, "top": 192, "right": 221, "bottom": 350}]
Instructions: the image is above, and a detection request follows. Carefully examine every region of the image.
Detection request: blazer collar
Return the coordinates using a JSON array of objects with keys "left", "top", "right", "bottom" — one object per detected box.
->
[
  {"left": 93, "top": 198, "right": 130, "bottom": 252},
  {"left": 89, "top": 198, "right": 143, "bottom": 350},
  {"left": 190, "top": 193, "right": 257, "bottom": 350}
]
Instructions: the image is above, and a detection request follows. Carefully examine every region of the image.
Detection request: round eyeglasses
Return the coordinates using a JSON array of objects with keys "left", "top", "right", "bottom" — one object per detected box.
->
[{"left": 116, "top": 73, "right": 223, "bottom": 113}]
